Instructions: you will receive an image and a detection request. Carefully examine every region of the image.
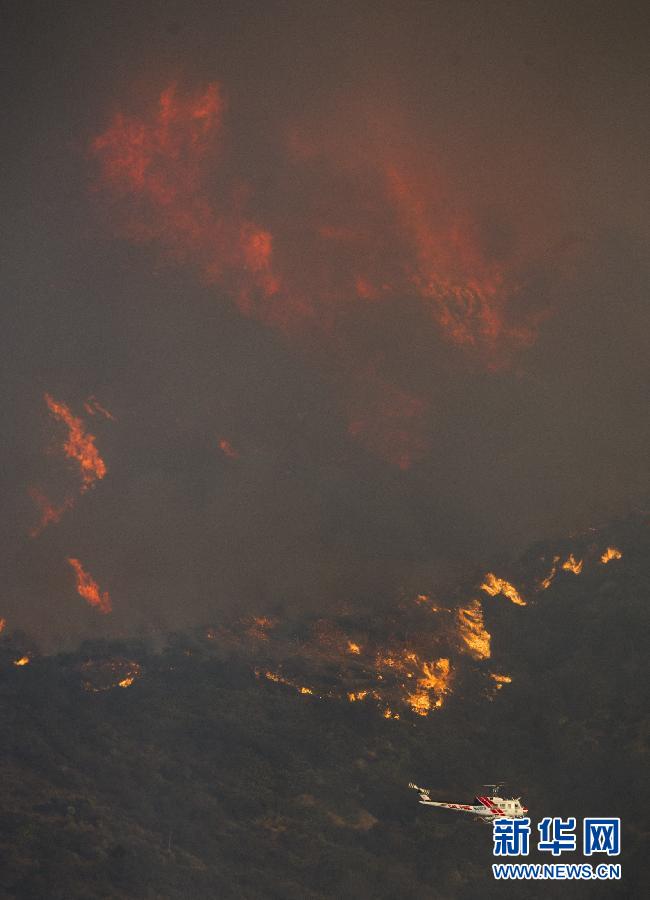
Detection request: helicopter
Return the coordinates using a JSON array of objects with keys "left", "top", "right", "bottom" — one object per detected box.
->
[{"left": 409, "top": 782, "right": 527, "bottom": 823}]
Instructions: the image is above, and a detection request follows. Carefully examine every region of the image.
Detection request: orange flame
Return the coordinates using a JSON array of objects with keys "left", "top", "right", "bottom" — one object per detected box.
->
[
  {"left": 91, "top": 84, "right": 551, "bottom": 470},
  {"left": 406, "top": 658, "right": 451, "bottom": 715},
  {"left": 562, "top": 554, "right": 583, "bottom": 575},
  {"left": 377, "top": 650, "right": 451, "bottom": 715},
  {"left": 45, "top": 394, "right": 107, "bottom": 491},
  {"left": 347, "top": 640, "right": 361, "bottom": 655},
  {"left": 600, "top": 546, "right": 622, "bottom": 564},
  {"left": 0, "top": 618, "right": 5, "bottom": 634},
  {"left": 261, "top": 670, "right": 314, "bottom": 695},
  {"left": 539, "top": 555, "right": 561, "bottom": 590},
  {"left": 490, "top": 673, "right": 512, "bottom": 691},
  {"left": 383, "top": 164, "right": 533, "bottom": 359},
  {"left": 67, "top": 558, "right": 112, "bottom": 614},
  {"left": 347, "top": 690, "right": 368, "bottom": 702},
  {"left": 13, "top": 656, "right": 30, "bottom": 666},
  {"left": 91, "top": 84, "right": 281, "bottom": 312},
  {"left": 457, "top": 598, "right": 491, "bottom": 659},
  {"left": 480, "top": 573, "right": 526, "bottom": 606}
]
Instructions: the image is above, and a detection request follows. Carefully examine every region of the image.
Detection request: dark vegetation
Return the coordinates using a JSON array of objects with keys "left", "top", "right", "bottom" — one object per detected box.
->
[{"left": 0, "top": 516, "right": 649, "bottom": 898}]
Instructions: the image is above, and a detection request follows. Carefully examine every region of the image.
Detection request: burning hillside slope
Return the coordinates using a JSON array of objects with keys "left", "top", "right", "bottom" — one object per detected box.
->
[{"left": 0, "top": 514, "right": 647, "bottom": 899}]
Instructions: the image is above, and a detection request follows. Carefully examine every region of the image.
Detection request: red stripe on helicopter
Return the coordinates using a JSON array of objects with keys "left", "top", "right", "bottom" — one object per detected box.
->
[{"left": 477, "top": 796, "right": 506, "bottom": 815}]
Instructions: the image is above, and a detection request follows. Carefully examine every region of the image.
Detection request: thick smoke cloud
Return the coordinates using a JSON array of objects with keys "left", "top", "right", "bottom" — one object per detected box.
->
[{"left": 1, "top": 1, "right": 648, "bottom": 646}]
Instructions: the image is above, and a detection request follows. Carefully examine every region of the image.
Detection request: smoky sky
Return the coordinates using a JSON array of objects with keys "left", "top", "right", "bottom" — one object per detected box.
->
[{"left": 1, "top": 1, "right": 648, "bottom": 646}]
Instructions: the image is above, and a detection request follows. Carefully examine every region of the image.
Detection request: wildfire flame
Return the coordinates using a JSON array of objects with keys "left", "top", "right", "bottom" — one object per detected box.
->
[
  {"left": 480, "top": 573, "right": 526, "bottom": 606},
  {"left": 406, "top": 658, "right": 451, "bottom": 715},
  {"left": 490, "top": 673, "right": 512, "bottom": 691},
  {"left": 562, "top": 554, "right": 583, "bottom": 575},
  {"left": 376, "top": 650, "right": 452, "bottom": 715},
  {"left": 67, "top": 558, "right": 112, "bottom": 614},
  {"left": 347, "top": 690, "right": 368, "bottom": 702},
  {"left": 347, "top": 641, "right": 361, "bottom": 655},
  {"left": 261, "top": 670, "right": 314, "bottom": 695},
  {"left": 539, "top": 555, "right": 561, "bottom": 590},
  {"left": 13, "top": 656, "right": 30, "bottom": 666},
  {"left": 45, "top": 395, "right": 107, "bottom": 491},
  {"left": 601, "top": 546, "right": 622, "bottom": 564},
  {"left": 457, "top": 598, "right": 491, "bottom": 659},
  {"left": 0, "top": 618, "right": 5, "bottom": 634},
  {"left": 91, "top": 83, "right": 549, "bottom": 471},
  {"left": 29, "top": 395, "right": 110, "bottom": 536}
]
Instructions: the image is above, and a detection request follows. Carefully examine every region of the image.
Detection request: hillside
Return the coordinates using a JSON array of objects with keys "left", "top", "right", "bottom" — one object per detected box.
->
[{"left": 1, "top": 515, "right": 649, "bottom": 899}]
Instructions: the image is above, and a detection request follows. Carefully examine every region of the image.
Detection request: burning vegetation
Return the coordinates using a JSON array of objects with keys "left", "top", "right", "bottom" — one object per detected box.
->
[
  {"left": 80, "top": 659, "right": 142, "bottom": 693},
  {"left": 258, "top": 670, "right": 314, "bottom": 695},
  {"left": 44, "top": 394, "right": 107, "bottom": 491},
  {"left": 29, "top": 394, "right": 111, "bottom": 537},
  {"left": 539, "top": 555, "right": 561, "bottom": 590},
  {"left": 562, "top": 554, "right": 583, "bottom": 575},
  {"left": 480, "top": 573, "right": 526, "bottom": 606},
  {"left": 67, "top": 558, "right": 112, "bottom": 615},
  {"left": 457, "top": 598, "right": 491, "bottom": 660},
  {"left": 601, "top": 546, "right": 622, "bottom": 564},
  {"left": 90, "top": 82, "right": 548, "bottom": 472}
]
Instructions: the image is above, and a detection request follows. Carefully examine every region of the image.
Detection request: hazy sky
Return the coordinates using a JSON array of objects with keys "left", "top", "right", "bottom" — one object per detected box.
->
[{"left": 2, "top": 1, "right": 648, "bottom": 644}]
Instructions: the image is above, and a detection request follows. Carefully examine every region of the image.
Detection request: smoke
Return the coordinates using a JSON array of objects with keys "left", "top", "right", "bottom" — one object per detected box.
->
[{"left": 1, "top": 1, "right": 648, "bottom": 646}]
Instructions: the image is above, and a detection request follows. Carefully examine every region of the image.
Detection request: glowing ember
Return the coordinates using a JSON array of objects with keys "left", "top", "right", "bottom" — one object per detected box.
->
[
  {"left": 13, "top": 656, "right": 30, "bottom": 667},
  {"left": 539, "top": 555, "right": 561, "bottom": 590},
  {"left": 457, "top": 598, "right": 491, "bottom": 660},
  {"left": 562, "top": 554, "right": 583, "bottom": 575},
  {"left": 28, "top": 487, "right": 75, "bottom": 538},
  {"left": 218, "top": 438, "right": 239, "bottom": 459},
  {"left": 83, "top": 395, "right": 116, "bottom": 420},
  {"left": 44, "top": 394, "right": 107, "bottom": 491},
  {"left": 601, "top": 546, "right": 622, "bottom": 564},
  {"left": 81, "top": 659, "right": 142, "bottom": 692},
  {"left": 347, "top": 640, "right": 361, "bottom": 655},
  {"left": 67, "top": 558, "right": 112, "bottom": 614},
  {"left": 480, "top": 573, "right": 526, "bottom": 606},
  {"left": 0, "top": 618, "right": 6, "bottom": 634},
  {"left": 246, "top": 616, "right": 276, "bottom": 640}
]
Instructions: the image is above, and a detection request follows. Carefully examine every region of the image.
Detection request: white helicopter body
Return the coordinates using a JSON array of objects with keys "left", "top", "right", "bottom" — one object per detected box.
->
[{"left": 409, "top": 783, "right": 527, "bottom": 823}]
